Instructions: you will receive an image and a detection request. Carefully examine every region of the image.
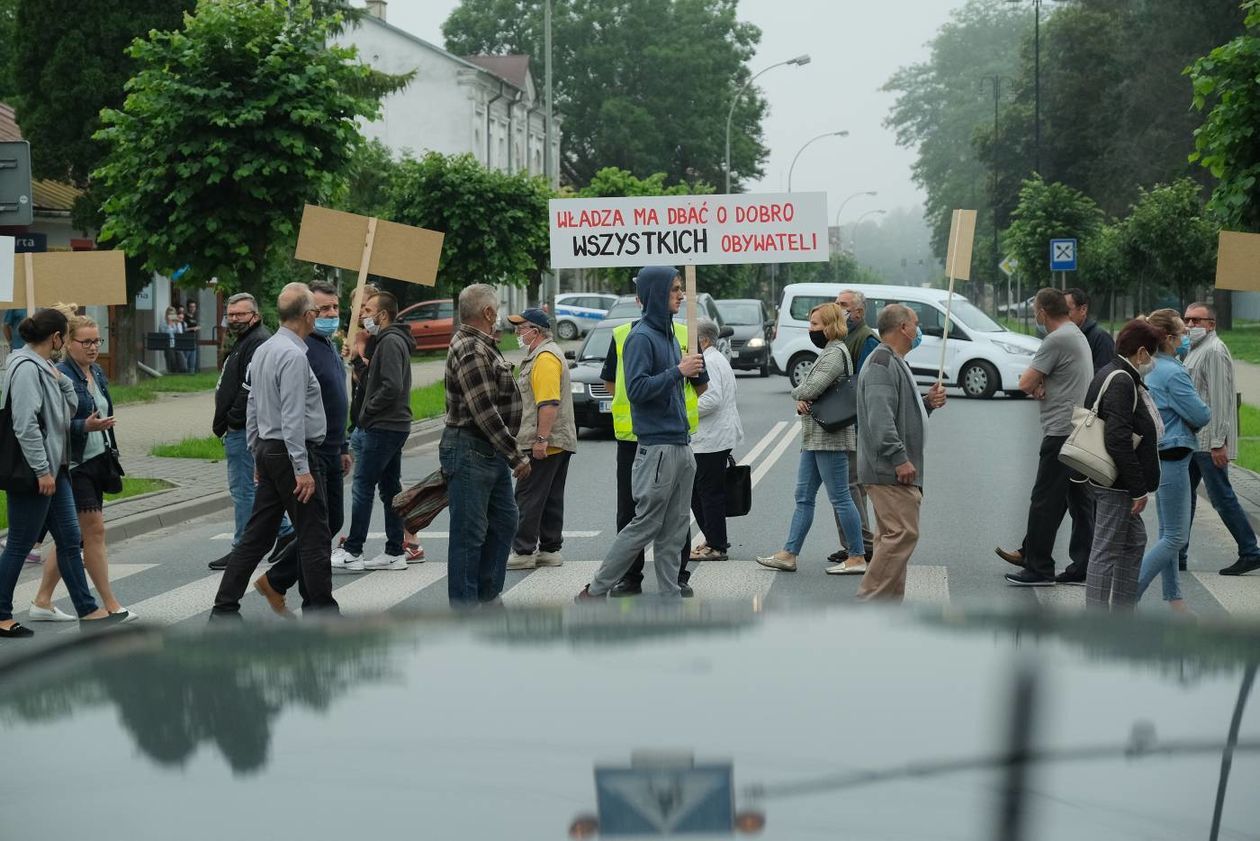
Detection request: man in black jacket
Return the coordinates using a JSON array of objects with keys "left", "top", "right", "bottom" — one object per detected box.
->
[
  {"left": 1066, "top": 288, "right": 1116, "bottom": 375},
  {"left": 209, "top": 292, "right": 293, "bottom": 570}
]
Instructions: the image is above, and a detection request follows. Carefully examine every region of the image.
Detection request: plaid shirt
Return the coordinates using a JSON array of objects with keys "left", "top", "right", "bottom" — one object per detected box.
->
[{"left": 445, "top": 325, "right": 525, "bottom": 467}]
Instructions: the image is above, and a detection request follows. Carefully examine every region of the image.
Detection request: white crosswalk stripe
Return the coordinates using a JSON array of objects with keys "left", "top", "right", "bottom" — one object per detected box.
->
[
  {"left": 13, "top": 563, "right": 156, "bottom": 615},
  {"left": 299, "top": 564, "right": 448, "bottom": 616},
  {"left": 503, "top": 562, "right": 601, "bottom": 606},
  {"left": 1189, "top": 571, "right": 1260, "bottom": 617},
  {"left": 125, "top": 573, "right": 226, "bottom": 624}
]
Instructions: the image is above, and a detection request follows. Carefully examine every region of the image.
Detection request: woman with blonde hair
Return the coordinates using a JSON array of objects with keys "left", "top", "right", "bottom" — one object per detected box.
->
[
  {"left": 758, "top": 303, "right": 866, "bottom": 574},
  {"left": 28, "top": 309, "right": 135, "bottom": 622}
]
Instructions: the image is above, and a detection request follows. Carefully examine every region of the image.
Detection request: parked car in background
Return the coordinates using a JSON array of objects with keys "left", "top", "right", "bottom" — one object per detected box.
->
[
  {"left": 603, "top": 293, "right": 732, "bottom": 357},
  {"left": 397, "top": 299, "right": 455, "bottom": 352},
  {"left": 716, "top": 298, "right": 772, "bottom": 377},
  {"left": 553, "top": 293, "right": 617, "bottom": 341},
  {"left": 771, "top": 282, "right": 1041, "bottom": 399}
]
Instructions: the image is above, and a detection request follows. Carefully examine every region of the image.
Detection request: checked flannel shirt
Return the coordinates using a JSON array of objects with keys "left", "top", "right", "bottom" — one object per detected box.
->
[{"left": 444, "top": 324, "right": 526, "bottom": 468}]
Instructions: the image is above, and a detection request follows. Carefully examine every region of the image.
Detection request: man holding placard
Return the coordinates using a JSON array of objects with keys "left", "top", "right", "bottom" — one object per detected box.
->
[{"left": 578, "top": 266, "right": 708, "bottom": 600}]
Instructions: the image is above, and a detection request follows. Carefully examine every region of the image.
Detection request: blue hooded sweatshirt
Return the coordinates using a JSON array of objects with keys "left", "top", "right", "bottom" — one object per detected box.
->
[{"left": 623, "top": 265, "right": 709, "bottom": 445}]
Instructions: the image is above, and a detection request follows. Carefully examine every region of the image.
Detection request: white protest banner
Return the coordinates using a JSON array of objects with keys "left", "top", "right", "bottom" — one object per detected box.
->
[{"left": 548, "top": 192, "right": 829, "bottom": 270}]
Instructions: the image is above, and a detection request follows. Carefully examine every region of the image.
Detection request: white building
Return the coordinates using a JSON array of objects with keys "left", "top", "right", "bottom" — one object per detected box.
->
[{"left": 335, "top": 2, "right": 562, "bottom": 313}]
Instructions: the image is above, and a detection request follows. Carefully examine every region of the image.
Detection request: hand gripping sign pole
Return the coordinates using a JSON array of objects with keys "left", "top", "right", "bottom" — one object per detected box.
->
[{"left": 937, "top": 209, "right": 978, "bottom": 387}]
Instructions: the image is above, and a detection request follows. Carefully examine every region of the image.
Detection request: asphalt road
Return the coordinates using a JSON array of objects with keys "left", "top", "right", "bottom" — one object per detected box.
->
[{"left": 9, "top": 371, "right": 1260, "bottom": 629}]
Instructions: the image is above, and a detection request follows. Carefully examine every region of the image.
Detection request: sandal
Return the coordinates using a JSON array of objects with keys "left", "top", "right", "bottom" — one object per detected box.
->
[
  {"left": 404, "top": 542, "right": 425, "bottom": 563},
  {"left": 692, "top": 546, "right": 728, "bottom": 562}
]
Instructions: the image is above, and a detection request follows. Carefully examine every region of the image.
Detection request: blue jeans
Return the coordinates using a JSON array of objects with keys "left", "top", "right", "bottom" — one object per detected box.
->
[
  {"left": 345, "top": 427, "right": 408, "bottom": 556},
  {"left": 784, "top": 449, "right": 865, "bottom": 558},
  {"left": 440, "top": 427, "right": 518, "bottom": 606},
  {"left": 0, "top": 471, "right": 99, "bottom": 621},
  {"left": 1181, "top": 451, "right": 1260, "bottom": 564},
  {"left": 1139, "top": 453, "right": 1190, "bottom": 602},
  {"left": 224, "top": 430, "right": 291, "bottom": 546}
]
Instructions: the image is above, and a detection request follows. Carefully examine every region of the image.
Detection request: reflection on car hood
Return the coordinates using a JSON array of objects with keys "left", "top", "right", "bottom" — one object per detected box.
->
[
  {"left": 994, "top": 331, "right": 1042, "bottom": 352},
  {"left": 2, "top": 606, "right": 1258, "bottom": 839}
]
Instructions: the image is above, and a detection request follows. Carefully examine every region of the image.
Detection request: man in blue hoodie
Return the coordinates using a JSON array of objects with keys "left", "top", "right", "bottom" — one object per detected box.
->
[{"left": 578, "top": 266, "right": 708, "bottom": 599}]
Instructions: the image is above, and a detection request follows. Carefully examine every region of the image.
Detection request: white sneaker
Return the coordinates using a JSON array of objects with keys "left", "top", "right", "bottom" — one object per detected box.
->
[
  {"left": 535, "top": 551, "right": 564, "bottom": 567},
  {"left": 330, "top": 547, "right": 364, "bottom": 572},
  {"left": 28, "top": 602, "right": 76, "bottom": 622},
  {"left": 508, "top": 553, "right": 537, "bottom": 570},
  {"left": 363, "top": 552, "right": 408, "bottom": 571}
]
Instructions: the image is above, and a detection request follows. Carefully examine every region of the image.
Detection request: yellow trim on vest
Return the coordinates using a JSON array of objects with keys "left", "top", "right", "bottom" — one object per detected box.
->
[{"left": 611, "top": 321, "right": 699, "bottom": 441}]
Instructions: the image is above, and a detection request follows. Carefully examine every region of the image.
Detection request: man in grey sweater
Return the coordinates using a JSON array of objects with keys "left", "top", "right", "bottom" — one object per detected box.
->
[{"left": 855, "top": 304, "right": 947, "bottom": 601}]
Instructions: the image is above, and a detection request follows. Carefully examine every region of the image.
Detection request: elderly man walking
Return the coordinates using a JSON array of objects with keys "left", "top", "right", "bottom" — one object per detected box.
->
[
  {"left": 212, "top": 284, "right": 338, "bottom": 617},
  {"left": 1181, "top": 302, "right": 1260, "bottom": 576},
  {"left": 442, "top": 284, "right": 530, "bottom": 606},
  {"left": 507, "top": 307, "right": 577, "bottom": 570},
  {"left": 690, "top": 318, "right": 742, "bottom": 562},
  {"left": 855, "top": 304, "right": 946, "bottom": 601}
]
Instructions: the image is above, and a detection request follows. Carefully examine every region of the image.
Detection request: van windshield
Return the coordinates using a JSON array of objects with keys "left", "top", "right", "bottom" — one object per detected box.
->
[{"left": 949, "top": 299, "right": 1006, "bottom": 333}]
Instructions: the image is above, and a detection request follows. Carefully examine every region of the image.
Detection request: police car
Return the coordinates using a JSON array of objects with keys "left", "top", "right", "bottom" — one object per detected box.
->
[{"left": 553, "top": 293, "right": 617, "bottom": 341}]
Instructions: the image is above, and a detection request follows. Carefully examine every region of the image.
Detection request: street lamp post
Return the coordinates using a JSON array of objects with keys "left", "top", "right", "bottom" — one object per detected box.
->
[
  {"left": 787, "top": 130, "right": 848, "bottom": 192},
  {"left": 850, "top": 209, "right": 886, "bottom": 262},
  {"left": 1008, "top": 0, "right": 1054, "bottom": 174},
  {"left": 724, "top": 54, "right": 811, "bottom": 194},
  {"left": 832, "top": 190, "right": 877, "bottom": 254}
]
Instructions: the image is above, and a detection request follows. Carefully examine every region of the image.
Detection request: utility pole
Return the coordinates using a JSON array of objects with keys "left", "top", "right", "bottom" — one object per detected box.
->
[{"left": 543, "top": 0, "right": 557, "bottom": 304}]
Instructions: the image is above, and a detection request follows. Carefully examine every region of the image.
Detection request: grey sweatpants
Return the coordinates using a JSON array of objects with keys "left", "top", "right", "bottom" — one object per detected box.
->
[{"left": 591, "top": 443, "right": 696, "bottom": 597}]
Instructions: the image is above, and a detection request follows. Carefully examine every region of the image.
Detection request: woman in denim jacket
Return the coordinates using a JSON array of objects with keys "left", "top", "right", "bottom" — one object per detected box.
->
[
  {"left": 29, "top": 312, "right": 135, "bottom": 622},
  {"left": 1137, "top": 309, "right": 1211, "bottom": 613}
]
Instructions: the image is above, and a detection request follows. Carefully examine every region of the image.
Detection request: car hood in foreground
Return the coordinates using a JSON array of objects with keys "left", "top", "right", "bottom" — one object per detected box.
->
[{"left": 2, "top": 605, "right": 1257, "bottom": 839}]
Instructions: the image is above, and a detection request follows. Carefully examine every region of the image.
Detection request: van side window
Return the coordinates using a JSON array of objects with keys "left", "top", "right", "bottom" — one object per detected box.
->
[{"left": 788, "top": 296, "right": 835, "bottom": 321}]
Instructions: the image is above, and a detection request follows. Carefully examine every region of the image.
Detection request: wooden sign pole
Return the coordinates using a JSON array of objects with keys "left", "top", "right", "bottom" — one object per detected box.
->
[
  {"left": 343, "top": 216, "right": 379, "bottom": 349},
  {"left": 23, "top": 252, "right": 34, "bottom": 311},
  {"left": 937, "top": 210, "right": 962, "bottom": 387},
  {"left": 684, "top": 263, "right": 698, "bottom": 354}
]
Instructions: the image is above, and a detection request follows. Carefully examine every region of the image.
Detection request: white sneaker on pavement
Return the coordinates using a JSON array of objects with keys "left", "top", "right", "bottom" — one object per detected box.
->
[
  {"left": 363, "top": 552, "right": 408, "bottom": 571},
  {"left": 508, "top": 553, "right": 537, "bottom": 570},
  {"left": 535, "top": 551, "right": 564, "bottom": 567},
  {"left": 330, "top": 547, "right": 365, "bottom": 572},
  {"left": 28, "top": 602, "right": 76, "bottom": 622}
]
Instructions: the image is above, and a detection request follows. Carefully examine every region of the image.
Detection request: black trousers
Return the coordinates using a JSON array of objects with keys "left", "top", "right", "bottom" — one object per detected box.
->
[
  {"left": 1020, "top": 434, "right": 1096, "bottom": 579},
  {"left": 617, "top": 440, "right": 690, "bottom": 585},
  {"left": 691, "top": 450, "right": 731, "bottom": 551},
  {"left": 513, "top": 450, "right": 572, "bottom": 554},
  {"left": 213, "top": 439, "right": 338, "bottom": 614},
  {"left": 267, "top": 447, "right": 344, "bottom": 607}
]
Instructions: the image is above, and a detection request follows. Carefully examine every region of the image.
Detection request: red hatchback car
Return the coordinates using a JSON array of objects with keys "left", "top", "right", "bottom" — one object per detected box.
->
[{"left": 397, "top": 299, "right": 455, "bottom": 352}]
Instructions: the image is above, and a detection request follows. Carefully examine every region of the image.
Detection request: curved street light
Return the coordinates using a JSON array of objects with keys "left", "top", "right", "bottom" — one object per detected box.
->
[
  {"left": 834, "top": 190, "right": 878, "bottom": 230},
  {"left": 850, "top": 209, "right": 887, "bottom": 259},
  {"left": 724, "top": 54, "right": 811, "bottom": 193},
  {"left": 787, "top": 130, "right": 849, "bottom": 192}
]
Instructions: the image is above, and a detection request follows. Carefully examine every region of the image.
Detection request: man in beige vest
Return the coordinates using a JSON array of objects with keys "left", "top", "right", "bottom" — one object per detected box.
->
[{"left": 508, "top": 308, "right": 578, "bottom": 569}]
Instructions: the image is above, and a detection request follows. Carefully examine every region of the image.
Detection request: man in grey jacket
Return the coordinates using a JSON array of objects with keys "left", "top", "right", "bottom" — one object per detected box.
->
[{"left": 855, "top": 304, "right": 946, "bottom": 601}]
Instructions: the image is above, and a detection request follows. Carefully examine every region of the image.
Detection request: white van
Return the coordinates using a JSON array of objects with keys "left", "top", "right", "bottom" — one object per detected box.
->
[{"left": 770, "top": 282, "right": 1042, "bottom": 399}]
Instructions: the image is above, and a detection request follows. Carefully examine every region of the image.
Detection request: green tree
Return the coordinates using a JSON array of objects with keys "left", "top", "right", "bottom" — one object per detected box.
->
[
  {"left": 93, "top": 0, "right": 381, "bottom": 296},
  {"left": 442, "top": 0, "right": 766, "bottom": 189},
  {"left": 385, "top": 152, "right": 553, "bottom": 298},
  {"left": 0, "top": 0, "right": 17, "bottom": 100},
  {"left": 1188, "top": 0, "right": 1260, "bottom": 232},
  {"left": 1078, "top": 222, "right": 1128, "bottom": 320},
  {"left": 1003, "top": 176, "right": 1104, "bottom": 289},
  {"left": 1116, "top": 179, "right": 1218, "bottom": 309}
]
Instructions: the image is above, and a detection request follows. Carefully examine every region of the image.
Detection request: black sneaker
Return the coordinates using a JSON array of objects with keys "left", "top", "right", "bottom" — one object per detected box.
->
[
  {"left": 208, "top": 552, "right": 232, "bottom": 571},
  {"left": 1054, "top": 568, "right": 1087, "bottom": 585},
  {"left": 1005, "top": 569, "right": 1056, "bottom": 587},
  {"left": 827, "top": 549, "right": 849, "bottom": 564},
  {"left": 609, "top": 579, "right": 643, "bottom": 598},
  {"left": 1220, "top": 556, "right": 1260, "bottom": 576},
  {"left": 679, "top": 582, "right": 694, "bottom": 598}
]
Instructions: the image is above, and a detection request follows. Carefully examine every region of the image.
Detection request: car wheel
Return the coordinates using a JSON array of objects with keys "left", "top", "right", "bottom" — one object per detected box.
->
[
  {"left": 557, "top": 320, "right": 579, "bottom": 341},
  {"left": 788, "top": 353, "right": 817, "bottom": 389},
  {"left": 959, "top": 360, "right": 999, "bottom": 399}
]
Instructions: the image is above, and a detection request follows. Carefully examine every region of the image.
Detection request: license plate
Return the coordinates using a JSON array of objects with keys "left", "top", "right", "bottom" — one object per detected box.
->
[{"left": 599, "top": 400, "right": 612, "bottom": 413}]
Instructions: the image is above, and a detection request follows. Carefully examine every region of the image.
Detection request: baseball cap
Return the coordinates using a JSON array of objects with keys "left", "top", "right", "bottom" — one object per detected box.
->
[{"left": 508, "top": 308, "right": 551, "bottom": 330}]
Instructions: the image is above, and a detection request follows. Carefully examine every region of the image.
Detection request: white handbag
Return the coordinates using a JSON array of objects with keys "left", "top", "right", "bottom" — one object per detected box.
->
[{"left": 1058, "top": 369, "right": 1142, "bottom": 487}]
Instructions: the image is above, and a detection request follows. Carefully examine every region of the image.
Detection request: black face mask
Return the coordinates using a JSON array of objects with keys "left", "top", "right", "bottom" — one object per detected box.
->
[
  {"left": 228, "top": 320, "right": 252, "bottom": 337},
  {"left": 809, "top": 329, "right": 828, "bottom": 349}
]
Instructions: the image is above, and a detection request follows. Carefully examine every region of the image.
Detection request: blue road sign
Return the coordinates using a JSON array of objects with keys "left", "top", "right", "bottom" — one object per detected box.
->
[{"left": 1050, "top": 238, "right": 1078, "bottom": 272}]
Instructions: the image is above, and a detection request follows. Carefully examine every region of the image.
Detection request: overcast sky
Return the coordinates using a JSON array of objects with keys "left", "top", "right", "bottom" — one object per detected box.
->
[{"left": 382, "top": 0, "right": 975, "bottom": 227}]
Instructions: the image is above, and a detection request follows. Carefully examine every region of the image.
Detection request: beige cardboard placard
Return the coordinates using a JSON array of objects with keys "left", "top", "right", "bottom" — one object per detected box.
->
[
  {"left": 944, "top": 208, "right": 977, "bottom": 282},
  {"left": 294, "top": 205, "right": 443, "bottom": 287},
  {"left": 1215, "top": 231, "right": 1260, "bottom": 292},
  {"left": 2, "top": 250, "right": 128, "bottom": 308}
]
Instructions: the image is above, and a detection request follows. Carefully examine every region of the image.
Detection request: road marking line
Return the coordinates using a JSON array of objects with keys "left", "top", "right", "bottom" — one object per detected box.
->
[
  {"left": 905, "top": 564, "right": 950, "bottom": 604},
  {"left": 503, "top": 562, "right": 602, "bottom": 606},
  {"left": 124, "top": 573, "right": 226, "bottom": 624},
  {"left": 1190, "top": 571, "right": 1260, "bottom": 616},
  {"left": 687, "top": 560, "right": 774, "bottom": 601},
  {"left": 13, "top": 563, "right": 157, "bottom": 614},
  {"left": 295, "top": 565, "right": 449, "bottom": 616},
  {"left": 215, "top": 530, "right": 604, "bottom": 541},
  {"left": 750, "top": 422, "right": 801, "bottom": 488},
  {"left": 738, "top": 420, "right": 790, "bottom": 467}
]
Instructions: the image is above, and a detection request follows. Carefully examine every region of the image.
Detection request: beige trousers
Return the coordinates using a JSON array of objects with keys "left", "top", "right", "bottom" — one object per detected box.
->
[{"left": 857, "top": 484, "right": 923, "bottom": 602}]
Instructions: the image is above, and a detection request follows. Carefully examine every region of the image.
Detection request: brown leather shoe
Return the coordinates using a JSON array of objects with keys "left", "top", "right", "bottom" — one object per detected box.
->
[
  {"left": 254, "top": 576, "right": 292, "bottom": 618},
  {"left": 994, "top": 546, "right": 1024, "bottom": 568}
]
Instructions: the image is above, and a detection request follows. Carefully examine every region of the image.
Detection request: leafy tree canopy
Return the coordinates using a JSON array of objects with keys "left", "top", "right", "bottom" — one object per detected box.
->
[{"left": 1003, "top": 176, "right": 1103, "bottom": 289}]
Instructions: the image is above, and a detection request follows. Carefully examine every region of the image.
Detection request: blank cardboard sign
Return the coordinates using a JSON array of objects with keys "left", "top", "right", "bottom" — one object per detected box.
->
[
  {"left": 1215, "top": 231, "right": 1260, "bottom": 293},
  {"left": 2, "top": 250, "right": 127, "bottom": 308},
  {"left": 944, "top": 209, "right": 978, "bottom": 281},
  {"left": 294, "top": 205, "right": 443, "bottom": 286}
]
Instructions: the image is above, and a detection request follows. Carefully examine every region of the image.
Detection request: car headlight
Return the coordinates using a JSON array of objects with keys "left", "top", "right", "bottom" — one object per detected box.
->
[
  {"left": 992, "top": 340, "right": 1036, "bottom": 357},
  {"left": 746, "top": 336, "right": 766, "bottom": 348},
  {"left": 570, "top": 382, "right": 587, "bottom": 394}
]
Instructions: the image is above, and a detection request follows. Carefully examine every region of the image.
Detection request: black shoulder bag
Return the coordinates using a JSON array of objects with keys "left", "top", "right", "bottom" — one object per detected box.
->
[
  {"left": 0, "top": 360, "right": 43, "bottom": 493},
  {"left": 808, "top": 351, "right": 858, "bottom": 433},
  {"left": 92, "top": 367, "right": 125, "bottom": 495}
]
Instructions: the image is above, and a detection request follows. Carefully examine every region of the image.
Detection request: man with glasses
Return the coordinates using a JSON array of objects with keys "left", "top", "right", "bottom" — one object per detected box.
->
[
  {"left": 1181, "top": 302, "right": 1260, "bottom": 575},
  {"left": 210, "top": 292, "right": 294, "bottom": 570}
]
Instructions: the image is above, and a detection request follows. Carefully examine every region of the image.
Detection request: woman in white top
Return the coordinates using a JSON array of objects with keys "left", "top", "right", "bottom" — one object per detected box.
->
[{"left": 690, "top": 319, "right": 744, "bottom": 561}]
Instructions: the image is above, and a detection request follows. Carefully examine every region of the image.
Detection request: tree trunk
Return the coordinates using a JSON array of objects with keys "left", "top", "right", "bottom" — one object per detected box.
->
[{"left": 112, "top": 305, "right": 141, "bottom": 386}]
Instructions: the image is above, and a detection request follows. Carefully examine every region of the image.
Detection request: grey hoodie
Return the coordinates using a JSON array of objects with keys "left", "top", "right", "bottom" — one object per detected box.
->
[
  {"left": 1, "top": 347, "right": 78, "bottom": 478},
  {"left": 359, "top": 322, "right": 415, "bottom": 432}
]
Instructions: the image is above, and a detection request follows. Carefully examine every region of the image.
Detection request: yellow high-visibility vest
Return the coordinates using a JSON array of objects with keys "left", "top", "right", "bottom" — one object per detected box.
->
[{"left": 611, "top": 320, "right": 699, "bottom": 442}]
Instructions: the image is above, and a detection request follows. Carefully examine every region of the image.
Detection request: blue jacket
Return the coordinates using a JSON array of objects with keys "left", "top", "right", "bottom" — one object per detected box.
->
[
  {"left": 306, "top": 333, "right": 350, "bottom": 456},
  {"left": 1145, "top": 353, "right": 1211, "bottom": 452},
  {"left": 57, "top": 359, "right": 114, "bottom": 466},
  {"left": 622, "top": 266, "right": 709, "bottom": 445}
]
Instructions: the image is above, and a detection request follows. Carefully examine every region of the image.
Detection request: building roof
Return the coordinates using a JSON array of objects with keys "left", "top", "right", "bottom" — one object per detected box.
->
[
  {"left": 464, "top": 55, "right": 531, "bottom": 91},
  {"left": 357, "top": 15, "right": 531, "bottom": 93},
  {"left": 0, "top": 101, "right": 82, "bottom": 214}
]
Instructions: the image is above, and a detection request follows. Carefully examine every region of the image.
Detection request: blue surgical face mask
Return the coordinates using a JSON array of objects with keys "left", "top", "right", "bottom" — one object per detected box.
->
[
  {"left": 910, "top": 325, "right": 923, "bottom": 351},
  {"left": 1176, "top": 334, "right": 1190, "bottom": 360},
  {"left": 314, "top": 316, "right": 339, "bottom": 337}
]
